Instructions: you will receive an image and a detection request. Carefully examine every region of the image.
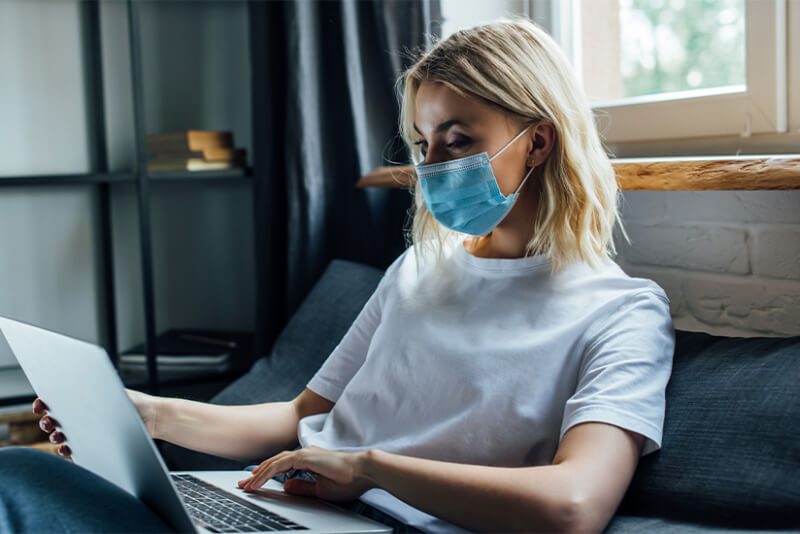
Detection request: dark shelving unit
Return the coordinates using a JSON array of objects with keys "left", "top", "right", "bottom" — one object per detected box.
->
[
  {"left": 122, "top": 0, "right": 257, "bottom": 395},
  {"left": 0, "top": 0, "right": 257, "bottom": 402}
]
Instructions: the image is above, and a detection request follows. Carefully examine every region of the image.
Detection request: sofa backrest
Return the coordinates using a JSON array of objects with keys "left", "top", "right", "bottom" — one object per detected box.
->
[
  {"left": 211, "top": 258, "right": 385, "bottom": 406},
  {"left": 618, "top": 330, "right": 800, "bottom": 528}
]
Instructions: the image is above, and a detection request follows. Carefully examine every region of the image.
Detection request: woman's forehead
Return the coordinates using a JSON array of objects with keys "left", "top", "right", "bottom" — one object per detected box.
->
[{"left": 414, "top": 82, "right": 498, "bottom": 133}]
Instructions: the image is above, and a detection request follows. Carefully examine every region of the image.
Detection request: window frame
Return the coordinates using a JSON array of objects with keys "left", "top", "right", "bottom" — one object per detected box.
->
[{"left": 546, "top": 0, "right": 788, "bottom": 143}]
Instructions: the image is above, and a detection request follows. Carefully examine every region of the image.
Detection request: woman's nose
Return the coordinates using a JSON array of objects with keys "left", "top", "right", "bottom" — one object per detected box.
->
[{"left": 420, "top": 146, "right": 450, "bottom": 166}]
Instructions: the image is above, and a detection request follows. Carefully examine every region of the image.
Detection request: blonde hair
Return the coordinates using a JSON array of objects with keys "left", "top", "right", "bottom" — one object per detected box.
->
[{"left": 397, "top": 16, "right": 629, "bottom": 275}]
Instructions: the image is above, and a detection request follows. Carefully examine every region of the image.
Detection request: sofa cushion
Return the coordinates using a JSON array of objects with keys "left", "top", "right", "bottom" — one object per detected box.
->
[
  {"left": 617, "top": 330, "right": 800, "bottom": 528},
  {"left": 159, "top": 259, "right": 385, "bottom": 470},
  {"left": 603, "top": 513, "right": 791, "bottom": 533}
]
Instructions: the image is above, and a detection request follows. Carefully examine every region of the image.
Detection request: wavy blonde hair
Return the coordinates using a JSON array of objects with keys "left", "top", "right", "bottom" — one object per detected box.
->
[{"left": 396, "top": 16, "right": 629, "bottom": 275}]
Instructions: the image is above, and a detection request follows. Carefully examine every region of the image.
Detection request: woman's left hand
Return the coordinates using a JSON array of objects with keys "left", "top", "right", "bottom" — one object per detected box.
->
[{"left": 237, "top": 445, "right": 376, "bottom": 502}]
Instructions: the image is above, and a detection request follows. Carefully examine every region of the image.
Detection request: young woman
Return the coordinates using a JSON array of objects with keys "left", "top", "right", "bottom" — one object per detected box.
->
[{"left": 7, "top": 17, "right": 674, "bottom": 534}]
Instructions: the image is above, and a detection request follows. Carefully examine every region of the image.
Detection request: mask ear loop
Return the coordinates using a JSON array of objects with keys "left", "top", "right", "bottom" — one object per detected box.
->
[
  {"left": 488, "top": 121, "right": 537, "bottom": 163},
  {"left": 491, "top": 121, "right": 539, "bottom": 199},
  {"left": 472, "top": 162, "right": 537, "bottom": 238},
  {"left": 512, "top": 164, "right": 536, "bottom": 197}
]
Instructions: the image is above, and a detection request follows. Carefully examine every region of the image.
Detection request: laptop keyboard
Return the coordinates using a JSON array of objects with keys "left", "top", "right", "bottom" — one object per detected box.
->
[{"left": 171, "top": 473, "right": 309, "bottom": 532}]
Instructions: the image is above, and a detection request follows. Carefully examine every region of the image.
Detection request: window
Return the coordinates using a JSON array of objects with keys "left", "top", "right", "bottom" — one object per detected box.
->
[
  {"left": 436, "top": 0, "right": 788, "bottom": 144},
  {"left": 576, "top": 0, "right": 745, "bottom": 102}
]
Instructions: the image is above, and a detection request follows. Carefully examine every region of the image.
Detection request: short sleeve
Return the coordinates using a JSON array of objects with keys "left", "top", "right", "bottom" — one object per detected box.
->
[
  {"left": 305, "top": 247, "right": 410, "bottom": 403},
  {"left": 559, "top": 289, "right": 675, "bottom": 457}
]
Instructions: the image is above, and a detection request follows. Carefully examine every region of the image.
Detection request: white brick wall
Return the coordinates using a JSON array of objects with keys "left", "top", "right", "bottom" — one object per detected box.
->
[{"left": 613, "top": 190, "right": 800, "bottom": 337}]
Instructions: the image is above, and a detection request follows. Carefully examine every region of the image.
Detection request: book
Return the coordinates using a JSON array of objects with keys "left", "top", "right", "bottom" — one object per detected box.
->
[
  {"left": 146, "top": 130, "right": 234, "bottom": 152},
  {"left": 145, "top": 130, "right": 248, "bottom": 172},
  {"left": 118, "top": 353, "right": 231, "bottom": 366},
  {"left": 119, "top": 360, "right": 231, "bottom": 372},
  {"left": 121, "top": 329, "right": 242, "bottom": 355},
  {"left": 146, "top": 158, "right": 242, "bottom": 172},
  {"left": 147, "top": 147, "right": 247, "bottom": 164},
  {"left": 117, "top": 329, "right": 254, "bottom": 376}
]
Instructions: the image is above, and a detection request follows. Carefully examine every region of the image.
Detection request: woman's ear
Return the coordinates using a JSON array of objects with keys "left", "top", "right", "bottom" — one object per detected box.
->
[{"left": 527, "top": 120, "right": 556, "bottom": 167}]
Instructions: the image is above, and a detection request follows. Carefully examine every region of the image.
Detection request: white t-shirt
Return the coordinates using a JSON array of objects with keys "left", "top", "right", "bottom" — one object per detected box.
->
[{"left": 298, "top": 238, "right": 675, "bottom": 533}]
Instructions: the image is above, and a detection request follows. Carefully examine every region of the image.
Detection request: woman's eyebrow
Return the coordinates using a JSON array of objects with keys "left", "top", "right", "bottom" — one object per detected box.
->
[{"left": 413, "top": 119, "right": 470, "bottom": 135}]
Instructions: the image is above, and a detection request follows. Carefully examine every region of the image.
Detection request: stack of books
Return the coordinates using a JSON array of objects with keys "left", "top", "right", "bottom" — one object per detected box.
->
[
  {"left": 118, "top": 329, "right": 252, "bottom": 381},
  {"left": 146, "top": 130, "right": 248, "bottom": 173}
]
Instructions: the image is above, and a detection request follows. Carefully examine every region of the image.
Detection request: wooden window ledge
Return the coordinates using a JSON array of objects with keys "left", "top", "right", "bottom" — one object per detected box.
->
[{"left": 357, "top": 155, "right": 800, "bottom": 191}]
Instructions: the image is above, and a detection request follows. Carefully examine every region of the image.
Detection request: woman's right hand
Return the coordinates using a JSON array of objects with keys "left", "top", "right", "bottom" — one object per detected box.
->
[{"left": 32, "top": 388, "right": 161, "bottom": 458}]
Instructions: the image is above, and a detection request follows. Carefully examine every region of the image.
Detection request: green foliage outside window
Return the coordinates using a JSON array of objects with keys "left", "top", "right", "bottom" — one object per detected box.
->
[{"left": 619, "top": 0, "right": 745, "bottom": 98}]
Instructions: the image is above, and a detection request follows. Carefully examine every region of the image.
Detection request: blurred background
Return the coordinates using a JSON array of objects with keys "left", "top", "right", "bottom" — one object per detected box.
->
[{"left": 0, "top": 0, "right": 798, "bottom": 413}]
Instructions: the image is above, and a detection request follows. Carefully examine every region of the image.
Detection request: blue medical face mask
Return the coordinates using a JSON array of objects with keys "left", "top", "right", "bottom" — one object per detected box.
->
[{"left": 415, "top": 123, "right": 537, "bottom": 237}]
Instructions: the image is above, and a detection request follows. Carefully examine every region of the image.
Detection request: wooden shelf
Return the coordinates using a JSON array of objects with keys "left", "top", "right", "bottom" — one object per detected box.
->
[{"left": 612, "top": 155, "right": 800, "bottom": 190}]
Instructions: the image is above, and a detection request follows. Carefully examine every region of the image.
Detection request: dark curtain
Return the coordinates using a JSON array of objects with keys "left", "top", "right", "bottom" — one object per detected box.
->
[{"left": 249, "top": 0, "right": 429, "bottom": 356}]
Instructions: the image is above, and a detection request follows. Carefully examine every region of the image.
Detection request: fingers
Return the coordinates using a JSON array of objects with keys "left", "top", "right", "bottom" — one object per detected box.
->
[
  {"left": 238, "top": 460, "right": 274, "bottom": 490},
  {"left": 32, "top": 402, "right": 72, "bottom": 458},
  {"left": 238, "top": 461, "right": 271, "bottom": 490},
  {"left": 49, "top": 430, "right": 66, "bottom": 444},
  {"left": 32, "top": 397, "right": 47, "bottom": 415},
  {"left": 247, "top": 451, "right": 290, "bottom": 480},
  {"left": 241, "top": 455, "right": 303, "bottom": 492},
  {"left": 39, "top": 414, "right": 60, "bottom": 433}
]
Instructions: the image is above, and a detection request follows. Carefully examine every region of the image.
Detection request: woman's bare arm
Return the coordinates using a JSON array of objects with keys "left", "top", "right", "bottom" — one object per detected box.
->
[
  {"left": 151, "top": 388, "right": 334, "bottom": 463},
  {"left": 357, "top": 422, "right": 644, "bottom": 532}
]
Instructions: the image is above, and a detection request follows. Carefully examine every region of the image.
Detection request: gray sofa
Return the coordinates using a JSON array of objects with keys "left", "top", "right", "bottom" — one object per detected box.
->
[{"left": 159, "top": 259, "right": 800, "bottom": 533}]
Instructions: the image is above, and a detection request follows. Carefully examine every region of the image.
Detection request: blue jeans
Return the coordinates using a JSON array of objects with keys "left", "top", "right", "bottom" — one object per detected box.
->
[{"left": 0, "top": 447, "right": 423, "bottom": 533}]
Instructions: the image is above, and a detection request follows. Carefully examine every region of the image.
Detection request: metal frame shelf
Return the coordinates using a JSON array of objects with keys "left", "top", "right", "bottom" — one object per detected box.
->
[
  {"left": 0, "top": 168, "right": 253, "bottom": 187},
  {"left": 147, "top": 167, "right": 254, "bottom": 182},
  {"left": 0, "top": 172, "right": 135, "bottom": 186}
]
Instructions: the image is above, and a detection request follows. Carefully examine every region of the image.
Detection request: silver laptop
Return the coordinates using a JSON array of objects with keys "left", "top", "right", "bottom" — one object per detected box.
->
[{"left": 0, "top": 316, "right": 392, "bottom": 533}]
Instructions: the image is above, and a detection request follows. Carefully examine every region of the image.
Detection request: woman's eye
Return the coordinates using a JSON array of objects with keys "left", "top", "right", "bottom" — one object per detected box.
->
[
  {"left": 414, "top": 136, "right": 471, "bottom": 159},
  {"left": 446, "top": 137, "right": 471, "bottom": 150}
]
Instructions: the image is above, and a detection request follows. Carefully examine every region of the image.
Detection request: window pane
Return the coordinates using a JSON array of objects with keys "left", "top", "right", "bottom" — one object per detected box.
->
[
  {"left": 439, "top": 0, "right": 528, "bottom": 40},
  {"left": 580, "top": 0, "right": 745, "bottom": 103}
]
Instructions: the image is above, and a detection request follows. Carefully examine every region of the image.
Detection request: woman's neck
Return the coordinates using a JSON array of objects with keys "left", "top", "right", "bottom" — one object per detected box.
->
[{"left": 464, "top": 229, "right": 529, "bottom": 259}]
